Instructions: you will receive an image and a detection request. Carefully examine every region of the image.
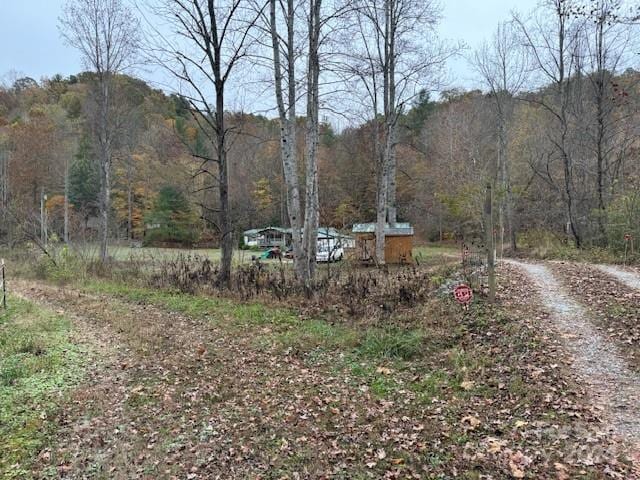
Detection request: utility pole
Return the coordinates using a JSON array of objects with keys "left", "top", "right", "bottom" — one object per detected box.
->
[{"left": 485, "top": 184, "right": 496, "bottom": 303}]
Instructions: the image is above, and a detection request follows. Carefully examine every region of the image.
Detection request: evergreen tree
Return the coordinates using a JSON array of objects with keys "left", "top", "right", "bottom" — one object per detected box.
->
[{"left": 144, "top": 185, "right": 198, "bottom": 245}]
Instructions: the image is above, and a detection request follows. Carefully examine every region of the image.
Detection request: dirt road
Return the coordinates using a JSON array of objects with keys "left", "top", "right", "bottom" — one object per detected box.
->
[
  {"left": 509, "top": 259, "right": 640, "bottom": 450},
  {"left": 596, "top": 264, "right": 640, "bottom": 290}
]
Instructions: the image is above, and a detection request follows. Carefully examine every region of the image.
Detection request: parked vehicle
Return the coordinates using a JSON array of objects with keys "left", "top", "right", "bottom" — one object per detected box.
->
[{"left": 316, "top": 243, "right": 344, "bottom": 262}]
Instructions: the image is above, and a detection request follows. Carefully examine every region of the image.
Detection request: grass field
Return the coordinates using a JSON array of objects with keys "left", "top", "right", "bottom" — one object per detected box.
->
[{"left": 75, "top": 242, "right": 459, "bottom": 264}]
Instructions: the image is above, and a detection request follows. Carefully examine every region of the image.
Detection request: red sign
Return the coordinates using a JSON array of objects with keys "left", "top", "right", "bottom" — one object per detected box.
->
[
  {"left": 454, "top": 284, "right": 473, "bottom": 305},
  {"left": 624, "top": 233, "right": 632, "bottom": 241}
]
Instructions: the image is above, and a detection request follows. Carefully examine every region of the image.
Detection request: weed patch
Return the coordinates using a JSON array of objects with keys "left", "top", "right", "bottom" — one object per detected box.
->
[
  {"left": 0, "top": 297, "right": 87, "bottom": 478},
  {"left": 358, "top": 327, "right": 424, "bottom": 360}
]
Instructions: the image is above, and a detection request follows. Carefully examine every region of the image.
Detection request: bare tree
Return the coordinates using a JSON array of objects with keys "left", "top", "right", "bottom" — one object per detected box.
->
[
  {"left": 346, "top": 0, "right": 453, "bottom": 264},
  {"left": 49, "top": 104, "right": 79, "bottom": 245},
  {"left": 514, "top": 0, "right": 585, "bottom": 247},
  {"left": 145, "top": 0, "right": 264, "bottom": 287},
  {"left": 573, "top": 0, "right": 637, "bottom": 244},
  {"left": 268, "top": 0, "right": 305, "bottom": 281},
  {"left": 472, "top": 21, "right": 528, "bottom": 251},
  {"left": 265, "top": 0, "right": 329, "bottom": 286},
  {"left": 301, "top": 0, "right": 322, "bottom": 284},
  {"left": 60, "top": 0, "right": 140, "bottom": 262}
]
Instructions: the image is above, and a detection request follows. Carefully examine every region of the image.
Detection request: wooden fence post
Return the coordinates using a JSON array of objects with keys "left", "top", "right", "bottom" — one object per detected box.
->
[{"left": 485, "top": 185, "right": 496, "bottom": 303}]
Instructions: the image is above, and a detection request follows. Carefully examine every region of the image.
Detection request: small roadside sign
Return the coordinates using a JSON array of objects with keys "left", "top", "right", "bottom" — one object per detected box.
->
[{"left": 453, "top": 284, "right": 473, "bottom": 308}]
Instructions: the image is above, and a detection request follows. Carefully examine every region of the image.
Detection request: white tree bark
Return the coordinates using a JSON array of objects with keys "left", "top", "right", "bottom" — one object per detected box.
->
[
  {"left": 270, "top": 0, "right": 305, "bottom": 281},
  {"left": 269, "top": 0, "right": 323, "bottom": 286},
  {"left": 98, "top": 76, "right": 111, "bottom": 261}
]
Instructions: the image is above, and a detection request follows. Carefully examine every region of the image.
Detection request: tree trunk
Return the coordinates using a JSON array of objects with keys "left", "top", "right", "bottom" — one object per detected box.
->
[
  {"left": 270, "top": 0, "right": 306, "bottom": 282},
  {"left": 302, "top": 0, "right": 321, "bottom": 287},
  {"left": 127, "top": 154, "right": 133, "bottom": 241},
  {"left": 215, "top": 76, "right": 232, "bottom": 287},
  {"left": 0, "top": 149, "right": 8, "bottom": 243},
  {"left": 98, "top": 74, "right": 111, "bottom": 263},
  {"left": 218, "top": 146, "right": 233, "bottom": 287},
  {"left": 99, "top": 156, "right": 110, "bottom": 260},
  {"left": 498, "top": 116, "right": 516, "bottom": 251},
  {"left": 485, "top": 184, "right": 496, "bottom": 303},
  {"left": 595, "top": 76, "right": 608, "bottom": 246},
  {"left": 386, "top": 125, "right": 398, "bottom": 224},
  {"left": 373, "top": 110, "right": 386, "bottom": 264},
  {"left": 375, "top": 166, "right": 389, "bottom": 264}
]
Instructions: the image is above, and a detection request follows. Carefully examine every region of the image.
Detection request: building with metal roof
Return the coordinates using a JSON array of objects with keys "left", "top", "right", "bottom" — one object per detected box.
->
[{"left": 351, "top": 222, "right": 414, "bottom": 264}]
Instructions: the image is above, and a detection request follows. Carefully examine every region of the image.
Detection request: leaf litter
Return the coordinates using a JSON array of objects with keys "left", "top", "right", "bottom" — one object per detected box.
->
[{"left": 9, "top": 273, "right": 640, "bottom": 478}]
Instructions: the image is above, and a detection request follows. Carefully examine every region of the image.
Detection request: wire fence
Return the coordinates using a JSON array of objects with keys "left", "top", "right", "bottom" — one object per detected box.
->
[{"left": 460, "top": 238, "right": 488, "bottom": 291}]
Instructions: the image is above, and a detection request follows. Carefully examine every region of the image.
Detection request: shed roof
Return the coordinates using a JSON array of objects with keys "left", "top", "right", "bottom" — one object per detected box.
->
[
  {"left": 243, "top": 228, "right": 262, "bottom": 236},
  {"left": 352, "top": 222, "right": 414, "bottom": 236}
]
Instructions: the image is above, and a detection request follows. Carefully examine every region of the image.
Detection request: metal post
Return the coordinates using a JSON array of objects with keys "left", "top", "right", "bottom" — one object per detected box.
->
[
  {"left": 40, "top": 189, "right": 48, "bottom": 247},
  {"left": 40, "top": 188, "right": 45, "bottom": 245},
  {"left": 485, "top": 184, "right": 496, "bottom": 303},
  {"left": 44, "top": 193, "right": 48, "bottom": 247},
  {"left": 1, "top": 259, "right": 6, "bottom": 309},
  {"left": 624, "top": 238, "right": 628, "bottom": 266}
]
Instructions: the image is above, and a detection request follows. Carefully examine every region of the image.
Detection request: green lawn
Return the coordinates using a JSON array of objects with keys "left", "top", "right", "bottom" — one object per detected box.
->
[{"left": 413, "top": 243, "right": 458, "bottom": 259}]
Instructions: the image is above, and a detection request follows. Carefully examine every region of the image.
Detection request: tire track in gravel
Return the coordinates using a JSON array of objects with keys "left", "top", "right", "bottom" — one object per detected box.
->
[
  {"left": 596, "top": 264, "right": 640, "bottom": 290},
  {"left": 508, "top": 260, "right": 640, "bottom": 448}
]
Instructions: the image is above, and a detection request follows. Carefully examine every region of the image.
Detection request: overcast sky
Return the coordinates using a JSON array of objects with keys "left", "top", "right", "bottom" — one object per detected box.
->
[{"left": 1, "top": 0, "right": 539, "bottom": 89}]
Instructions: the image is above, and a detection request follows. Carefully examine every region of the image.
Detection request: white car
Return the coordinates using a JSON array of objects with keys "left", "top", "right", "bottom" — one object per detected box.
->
[{"left": 316, "top": 244, "right": 344, "bottom": 262}]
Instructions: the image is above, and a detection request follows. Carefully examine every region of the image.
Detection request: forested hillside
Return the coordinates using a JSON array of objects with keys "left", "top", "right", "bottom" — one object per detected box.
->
[{"left": 1, "top": 68, "right": 639, "bottom": 251}]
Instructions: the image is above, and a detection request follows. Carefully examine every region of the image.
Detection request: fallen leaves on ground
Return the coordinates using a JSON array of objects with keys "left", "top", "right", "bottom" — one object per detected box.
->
[{"left": 12, "top": 274, "right": 639, "bottom": 479}]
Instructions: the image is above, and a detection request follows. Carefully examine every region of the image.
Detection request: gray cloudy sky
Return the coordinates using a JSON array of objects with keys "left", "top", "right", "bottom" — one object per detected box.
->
[{"left": 0, "top": 0, "right": 538, "bottom": 90}]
